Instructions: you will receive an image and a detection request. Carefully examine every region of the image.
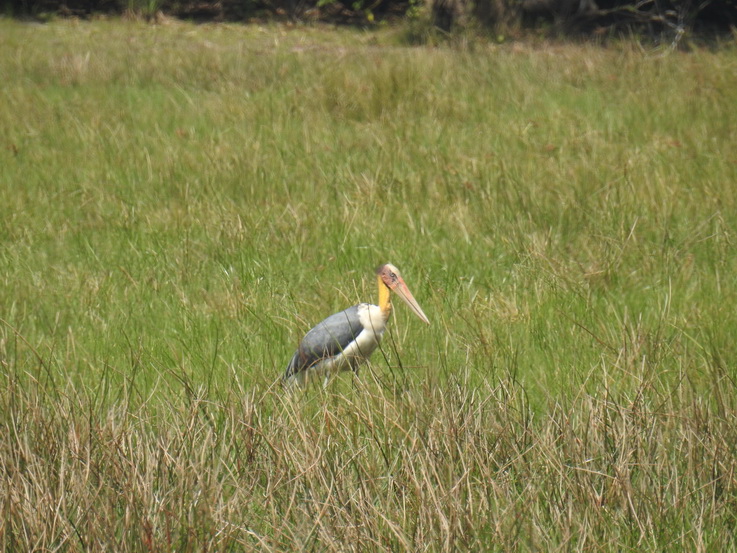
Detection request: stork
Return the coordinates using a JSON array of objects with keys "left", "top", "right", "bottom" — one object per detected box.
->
[{"left": 284, "top": 263, "right": 430, "bottom": 387}]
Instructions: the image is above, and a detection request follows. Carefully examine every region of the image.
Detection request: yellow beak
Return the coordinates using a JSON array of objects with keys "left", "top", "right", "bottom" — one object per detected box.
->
[{"left": 392, "top": 278, "right": 430, "bottom": 325}]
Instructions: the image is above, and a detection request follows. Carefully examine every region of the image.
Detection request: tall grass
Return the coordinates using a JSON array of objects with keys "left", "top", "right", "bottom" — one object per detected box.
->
[{"left": 1, "top": 19, "right": 736, "bottom": 551}]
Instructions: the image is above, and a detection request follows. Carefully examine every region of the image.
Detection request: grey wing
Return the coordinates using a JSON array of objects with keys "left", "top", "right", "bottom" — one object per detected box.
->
[{"left": 285, "top": 305, "right": 365, "bottom": 378}]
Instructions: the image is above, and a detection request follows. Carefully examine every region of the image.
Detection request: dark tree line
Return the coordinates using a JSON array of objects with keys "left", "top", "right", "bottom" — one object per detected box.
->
[
  {"left": 431, "top": 0, "right": 737, "bottom": 36},
  {"left": 5, "top": 0, "right": 736, "bottom": 40}
]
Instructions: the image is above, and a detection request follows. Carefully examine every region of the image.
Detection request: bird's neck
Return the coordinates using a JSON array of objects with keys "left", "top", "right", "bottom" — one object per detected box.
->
[{"left": 377, "top": 275, "right": 392, "bottom": 321}]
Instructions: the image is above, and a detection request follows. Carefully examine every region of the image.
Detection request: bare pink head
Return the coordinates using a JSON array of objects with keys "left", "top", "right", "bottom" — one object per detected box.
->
[{"left": 376, "top": 263, "right": 430, "bottom": 324}]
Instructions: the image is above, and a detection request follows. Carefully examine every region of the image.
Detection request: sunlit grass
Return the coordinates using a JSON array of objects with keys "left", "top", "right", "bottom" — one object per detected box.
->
[{"left": 1, "top": 18, "right": 737, "bottom": 551}]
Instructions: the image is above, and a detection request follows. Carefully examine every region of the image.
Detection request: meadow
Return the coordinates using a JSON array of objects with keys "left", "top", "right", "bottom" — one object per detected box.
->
[{"left": 1, "top": 18, "right": 737, "bottom": 551}]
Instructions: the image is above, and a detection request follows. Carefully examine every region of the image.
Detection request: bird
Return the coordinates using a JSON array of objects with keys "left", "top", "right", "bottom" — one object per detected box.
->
[{"left": 284, "top": 263, "right": 430, "bottom": 388}]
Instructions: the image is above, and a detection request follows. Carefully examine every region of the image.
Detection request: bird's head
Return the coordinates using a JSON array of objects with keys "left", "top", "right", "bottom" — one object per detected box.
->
[{"left": 376, "top": 263, "right": 430, "bottom": 325}]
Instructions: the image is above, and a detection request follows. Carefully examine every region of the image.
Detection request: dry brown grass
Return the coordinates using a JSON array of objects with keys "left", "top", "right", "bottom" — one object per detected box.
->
[{"left": 2, "top": 367, "right": 736, "bottom": 552}]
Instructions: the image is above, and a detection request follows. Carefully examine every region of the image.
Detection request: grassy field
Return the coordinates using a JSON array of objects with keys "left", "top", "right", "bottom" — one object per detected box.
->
[{"left": 1, "top": 18, "right": 737, "bottom": 551}]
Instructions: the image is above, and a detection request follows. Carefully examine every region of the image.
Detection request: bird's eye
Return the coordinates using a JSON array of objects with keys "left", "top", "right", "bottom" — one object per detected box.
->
[{"left": 390, "top": 272, "right": 397, "bottom": 280}]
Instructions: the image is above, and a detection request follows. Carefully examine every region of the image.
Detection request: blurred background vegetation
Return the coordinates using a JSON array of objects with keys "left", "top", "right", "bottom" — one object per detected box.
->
[{"left": 3, "top": 0, "right": 737, "bottom": 47}]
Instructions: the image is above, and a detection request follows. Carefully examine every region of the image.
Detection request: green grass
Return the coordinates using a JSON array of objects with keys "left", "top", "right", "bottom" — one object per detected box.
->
[{"left": 1, "top": 18, "right": 737, "bottom": 551}]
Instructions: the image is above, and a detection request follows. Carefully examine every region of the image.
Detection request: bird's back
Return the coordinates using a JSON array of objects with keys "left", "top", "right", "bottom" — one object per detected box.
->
[{"left": 285, "top": 304, "right": 366, "bottom": 381}]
